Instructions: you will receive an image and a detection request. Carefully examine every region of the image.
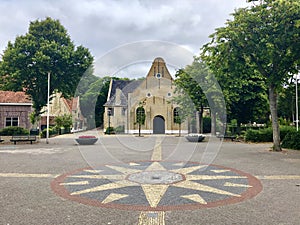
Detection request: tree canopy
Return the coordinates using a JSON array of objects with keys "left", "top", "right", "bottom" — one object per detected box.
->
[
  {"left": 201, "top": 0, "right": 300, "bottom": 151},
  {"left": 173, "top": 59, "right": 208, "bottom": 133},
  {"left": 0, "top": 17, "right": 94, "bottom": 118}
]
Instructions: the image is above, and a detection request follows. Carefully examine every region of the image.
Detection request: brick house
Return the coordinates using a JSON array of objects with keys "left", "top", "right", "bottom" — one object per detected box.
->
[{"left": 0, "top": 91, "right": 33, "bottom": 130}]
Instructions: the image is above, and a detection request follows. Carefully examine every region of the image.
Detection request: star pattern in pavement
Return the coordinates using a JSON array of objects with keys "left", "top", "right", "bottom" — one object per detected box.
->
[{"left": 51, "top": 161, "right": 262, "bottom": 211}]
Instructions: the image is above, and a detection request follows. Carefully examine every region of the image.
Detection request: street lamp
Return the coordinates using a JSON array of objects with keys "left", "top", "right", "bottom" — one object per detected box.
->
[
  {"left": 296, "top": 74, "right": 299, "bottom": 131},
  {"left": 46, "top": 72, "right": 50, "bottom": 144}
]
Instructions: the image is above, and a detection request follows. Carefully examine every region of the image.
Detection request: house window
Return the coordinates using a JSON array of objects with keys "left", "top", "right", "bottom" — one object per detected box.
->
[{"left": 6, "top": 117, "right": 19, "bottom": 127}]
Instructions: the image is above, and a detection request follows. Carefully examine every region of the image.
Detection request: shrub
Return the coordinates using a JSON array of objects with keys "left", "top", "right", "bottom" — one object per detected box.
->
[
  {"left": 245, "top": 126, "right": 295, "bottom": 142},
  {"left": 279, "top": 126, "right": 296, "bottom": 140},
  {"left": 40, "top": 127, "right": 58, "bottom": 138},
  {"left": 245, "top": 127, "right": 273, "bottom": 142},
  {"left": 105, "top": 127, "right": 115, "bottom": 134},
  {"left": 0, "top": 126, "right": 29, "bottom": 135},
  {"left": 115, "top": 125, "right": 125, "bottom": 134},
  {"left": 281, "top": 130, "right": 300, "bottom": 150}
]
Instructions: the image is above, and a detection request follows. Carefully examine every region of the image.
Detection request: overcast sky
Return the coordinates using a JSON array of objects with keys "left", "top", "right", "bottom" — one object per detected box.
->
[{"left": 0, "top": 0, "right": 250, "bottom": 78}]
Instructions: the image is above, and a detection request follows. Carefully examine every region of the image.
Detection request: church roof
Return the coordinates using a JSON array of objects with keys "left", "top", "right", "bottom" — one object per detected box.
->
[{"left": 104, "top": 79, "right": 142, "bottom": 106}]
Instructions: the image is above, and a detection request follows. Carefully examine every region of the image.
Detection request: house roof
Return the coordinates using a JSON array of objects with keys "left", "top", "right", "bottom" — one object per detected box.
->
[
  {"left": 105, "top": 79, "right": 142, "bottom": 106},
  {"left": 0, "top": 91, "right": 32, "bottom": 104}
]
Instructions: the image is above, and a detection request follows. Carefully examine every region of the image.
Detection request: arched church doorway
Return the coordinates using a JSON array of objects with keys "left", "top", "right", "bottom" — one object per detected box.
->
[{"left": 153, "top": 115, "right": 165, "bottom": 134}]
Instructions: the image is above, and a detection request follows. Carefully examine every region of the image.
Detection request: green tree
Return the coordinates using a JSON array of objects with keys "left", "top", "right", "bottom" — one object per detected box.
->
[
  {"left": 173, "top": 107, "right": 187, "bottom": 137},
  {"left": 136, "top": 103, "right": 146, "bottom": 137},
  {"left": 173, "top": 58, "right": 227, "bottom": 135},
  {"left": 201, "top": 0, "right": 300, "bottom": 151},
  {"left": 278, "top": 78, "right": 300, "bottom": 123},
  {"left": 54, "top": 114, "right": 72, "bottom": 134},
  {"left": 0, "top": 17, "right": 94, "bottom": 120},
  {"left": 173, "top": 60, "right": 208, "bottom": 133}
]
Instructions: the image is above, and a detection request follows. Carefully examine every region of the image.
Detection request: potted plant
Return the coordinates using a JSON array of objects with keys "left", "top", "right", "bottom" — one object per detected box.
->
[
  {"left": 75, "top": 135, "right": 98, "bottom": 145},
  {"left": 185, "top": 133, "right": 205, "bottom": 142}
]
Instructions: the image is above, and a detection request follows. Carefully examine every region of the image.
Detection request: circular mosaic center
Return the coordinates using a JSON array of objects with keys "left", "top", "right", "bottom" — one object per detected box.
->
[
  {"left": 51, "top": 161, "right": 262, "bottom": 211},
  {"left": 127, "top": 170, "right": 184, "bottom": 184}
]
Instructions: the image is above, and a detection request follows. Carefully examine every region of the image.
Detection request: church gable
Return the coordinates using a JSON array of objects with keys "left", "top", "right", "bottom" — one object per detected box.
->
[{"left": 146, "top": 57, "right": 173, "bottom": 81}]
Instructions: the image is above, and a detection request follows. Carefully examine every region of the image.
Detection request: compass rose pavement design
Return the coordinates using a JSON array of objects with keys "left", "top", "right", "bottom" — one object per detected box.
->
[{"left": 51, "top": 161, "right": 262, "bottom": 211}]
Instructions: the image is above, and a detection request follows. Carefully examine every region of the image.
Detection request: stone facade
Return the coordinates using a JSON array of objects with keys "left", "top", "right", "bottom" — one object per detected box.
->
[
  {"left": 40, "top": 92, "right": 86, "bottom": 131},
  {"left": 104, "top": 57, "right": 188, "bottom": 134}
]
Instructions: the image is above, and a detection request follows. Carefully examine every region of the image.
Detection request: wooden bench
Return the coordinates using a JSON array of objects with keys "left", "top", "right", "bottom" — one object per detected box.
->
[{"left": 10, "top": 135, "right": 37, "bottom": 145}]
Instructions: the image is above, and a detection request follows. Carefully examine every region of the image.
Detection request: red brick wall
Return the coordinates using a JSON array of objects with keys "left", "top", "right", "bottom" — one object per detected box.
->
[{"left": 0, "top": 105, "right": 32, "bottom": 129}]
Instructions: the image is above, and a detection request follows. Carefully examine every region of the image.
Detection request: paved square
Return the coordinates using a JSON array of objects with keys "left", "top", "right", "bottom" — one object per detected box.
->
[{"left": 0, "top": 135, "right": 300, "bottom": 225}]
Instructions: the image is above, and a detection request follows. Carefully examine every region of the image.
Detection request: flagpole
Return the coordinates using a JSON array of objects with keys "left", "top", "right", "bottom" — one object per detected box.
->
[
  {"left": 46, "top": 72, "right": 50, "bottom": 144},
  {"left": 296, "top": 74, "right": 299, "bottom": 131}
]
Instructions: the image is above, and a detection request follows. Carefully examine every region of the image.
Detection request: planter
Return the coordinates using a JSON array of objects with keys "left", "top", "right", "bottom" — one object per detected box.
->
[
  {"left": 75, "top": 136, "right": 98, "bottom": 145},
  {"left": 185, "top": 134, "right": 205, "bottom": 142}
]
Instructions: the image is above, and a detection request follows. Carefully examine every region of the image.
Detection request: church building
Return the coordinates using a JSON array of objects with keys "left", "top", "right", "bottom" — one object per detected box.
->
[{"left": 103, "top": 57, "right": 188, "bottom": 134}]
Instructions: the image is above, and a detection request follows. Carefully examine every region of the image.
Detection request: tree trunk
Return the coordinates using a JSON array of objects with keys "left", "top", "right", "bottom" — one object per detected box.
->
[
  {"left": 199, "top": 106, "right": 204, "bottom": 133},
  {"left": 179, "top": 123, "right": 181, "bottom": 137},
  {"left": 269, "top": 85, "right": 281, "bottom": 151},
  {"left": 211, "top": 111, "right": 216, "bottom": 135},
  {"left": 138, "top": 123, "right": 141, "bottom": 137}
]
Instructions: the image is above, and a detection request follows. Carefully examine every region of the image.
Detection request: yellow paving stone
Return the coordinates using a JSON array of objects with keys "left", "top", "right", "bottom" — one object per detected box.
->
[
  {"left": 173, "top": 180, "right": 241, "bottom": 197},
  {"left": 145, "top": 162, "right": 166, "bottom": 171},
  {"left": 102, "top": 193, "right": 128, "bottom": 204},
  {"left": 84, "top": 170, "right": 103, "bottom": 174},
  {"left": 60, "top": 181, "right": 89, "bottom": 186},
  {"left": 0, "top": 173, "right": 57, "bottom": 178},
  {"left": 181, "top": 194, "right": 207, "bottom": 204},
  {"left": 170, "top": 165, "right": 207, "bottom": 175},
  {"left": 151, "top": 137, "right": 163, "bottom": 161},
  {"left": 186, "top": 175, "right": 248, "bottom": 181},
  {"left": 70, "top": 180, "right": 137, "bottom": 195},
  {"left": 105, "top": 165, "right": 141, "bottom": 175},
  {"left": 141, "top": 184, "right": 168, "bottom": 208},
  {"left": 224, "top": 182, "right": 252, "bottom": 188},
  {"left": 129, "top": 162, "right": 140, "bottom": 166},
  {"left": 256, "top": 175, "right": 300, "bottom": 180},
  {"left": 211, "top": 169, "right": 231, "bottom": 173},
  {"left": 69, "top": 174, "right": 126, "bottom": 180},
  {"left": 138, "top": 211, "right": 165, "bottom": 225}
]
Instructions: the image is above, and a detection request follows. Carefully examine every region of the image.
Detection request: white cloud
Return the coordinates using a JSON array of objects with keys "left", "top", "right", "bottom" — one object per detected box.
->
[{"left": 0, "top": 0, "right": 249, "bottom": 60}]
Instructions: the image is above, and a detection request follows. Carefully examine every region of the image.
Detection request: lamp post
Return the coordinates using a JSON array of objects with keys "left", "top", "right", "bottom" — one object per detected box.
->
[
  {"left": 46, "top": 72, "right": 50, "bottom": 144},
  {"left": 296, "top": 74, "right": 299, "bottom": 131}
]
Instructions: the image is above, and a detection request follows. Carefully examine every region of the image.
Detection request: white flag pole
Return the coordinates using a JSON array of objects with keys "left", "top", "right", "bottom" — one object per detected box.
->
[{"left": 46, "top": 72, "right": 50, "bottom": 144}]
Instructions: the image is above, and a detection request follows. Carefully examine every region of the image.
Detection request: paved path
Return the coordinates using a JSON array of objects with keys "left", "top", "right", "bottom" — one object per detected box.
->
[{"left": 0, "top": 134, "right": 299, "bottom": 224}]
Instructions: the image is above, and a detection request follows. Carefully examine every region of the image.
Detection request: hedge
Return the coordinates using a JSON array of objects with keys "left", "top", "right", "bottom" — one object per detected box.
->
[
  {"left": 245, "top": 126, "right": 296, "bottom": 142},
  {"left": 0, "top": 126, "right": 29, "bottom": 135},
  {"left": 41, "top": 127, "right": 58, "bottom": 138},
  {"left": 281, "top": 130, "right": 300, "bottom": 150}
]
